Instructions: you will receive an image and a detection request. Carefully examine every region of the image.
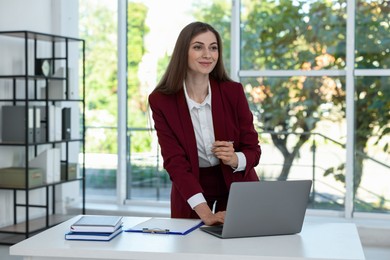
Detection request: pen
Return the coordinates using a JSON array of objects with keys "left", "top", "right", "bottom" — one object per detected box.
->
[{"left": 142, "top": 228, "right": 170, "bottom": 234}]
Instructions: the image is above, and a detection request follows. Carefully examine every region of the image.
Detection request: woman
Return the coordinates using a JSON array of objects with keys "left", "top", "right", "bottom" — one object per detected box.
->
[{"left": 148, "top": 22, "right": 261, "bottom": 226}]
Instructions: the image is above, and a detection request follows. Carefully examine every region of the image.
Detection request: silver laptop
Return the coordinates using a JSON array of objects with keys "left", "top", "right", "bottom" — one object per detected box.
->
[{"left": 200, "top": 180, "right": 312, "bottom": 239}]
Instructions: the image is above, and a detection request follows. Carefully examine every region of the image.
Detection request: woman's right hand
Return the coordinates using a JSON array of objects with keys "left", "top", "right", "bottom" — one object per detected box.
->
[{"left": 194, "top": 202, "right": 225, "bottom": 226}]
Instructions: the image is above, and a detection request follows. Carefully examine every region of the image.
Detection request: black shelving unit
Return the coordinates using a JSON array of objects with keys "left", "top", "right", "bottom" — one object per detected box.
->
[{"left": 0, "top": 31, "right": 85, "bottom": 245}]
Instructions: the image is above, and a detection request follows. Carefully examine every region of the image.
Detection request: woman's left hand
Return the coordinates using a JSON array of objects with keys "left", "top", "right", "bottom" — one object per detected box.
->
[{"left": 212, "top": 141, "right": 238, "bottom": 168}]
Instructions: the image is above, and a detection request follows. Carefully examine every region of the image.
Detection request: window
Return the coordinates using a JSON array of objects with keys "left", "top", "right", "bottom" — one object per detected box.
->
[
  {"left": 238, "top": 0, "right": 389, "bottom": 216},
  {"left": 81, "top": 0, "right": 390, "bottom": 216},
  {"left": 354, "top": 76, "right": 390, "bottom": 213},
  {"left": 125, "top": 0, "right": 232, "bottom": 201},
  {"left": 79, "top": 0, "right": 118, "bottom": 199}
]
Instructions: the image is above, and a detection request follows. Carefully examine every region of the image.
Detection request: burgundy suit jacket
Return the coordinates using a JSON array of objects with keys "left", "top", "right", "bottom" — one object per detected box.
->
[{"left": 148, "top": 79, "right": 261, "bottom": 218}]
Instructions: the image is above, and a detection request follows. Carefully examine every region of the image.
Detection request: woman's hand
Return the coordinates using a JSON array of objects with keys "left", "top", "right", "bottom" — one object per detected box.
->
[
  {"left": 194, "top": 202, "right": 225, "bottom": 226},
  {"left": 212, "top": 141, "right": 238, "bottom": 168}
]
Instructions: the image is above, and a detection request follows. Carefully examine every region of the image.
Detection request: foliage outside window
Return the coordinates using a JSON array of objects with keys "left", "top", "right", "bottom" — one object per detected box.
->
[{"left": 80, "top": 0, "right": 389, "bottom": 212}]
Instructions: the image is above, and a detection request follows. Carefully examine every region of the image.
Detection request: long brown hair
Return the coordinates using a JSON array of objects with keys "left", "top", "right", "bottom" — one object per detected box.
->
[{"left": 154, "top": 21, "right": 232, "bottom": 95}]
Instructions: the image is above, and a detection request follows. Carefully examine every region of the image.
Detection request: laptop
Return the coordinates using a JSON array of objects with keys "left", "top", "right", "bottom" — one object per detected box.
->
[{"left": 200, "top": 180, "right": 312, "bottom": 239}]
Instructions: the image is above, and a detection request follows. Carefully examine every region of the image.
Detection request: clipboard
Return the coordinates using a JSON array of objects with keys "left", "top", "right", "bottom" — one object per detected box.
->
[{"left": 125, "top": 218, "right": 203, "bottom": 235}]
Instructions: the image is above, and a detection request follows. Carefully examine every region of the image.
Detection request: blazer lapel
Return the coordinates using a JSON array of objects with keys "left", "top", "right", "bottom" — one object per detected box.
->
[
  {"left": 210, "top": 80, "right": 227, "bottom": 141},
  {"left": 176, "top": 89, "right": 199, "bottom": 167},
  {"left": 211, "top": 80, "right": 232, "bottom": 177}
]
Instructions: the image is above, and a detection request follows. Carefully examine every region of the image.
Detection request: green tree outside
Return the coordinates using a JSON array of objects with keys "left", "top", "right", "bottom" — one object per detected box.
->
[
  {"left": 126, "top": 2, "right": 151, "bottom": 153},
  {"left": 79, "top": 0, "right": 389, "bottom": 209},
  {"left": 79, "top": 1, "right": 118, "bottom": 153},
  {"left": 79, "top": 1, "right": 150, "bottom": 154},
  {"left": 195, "top": 0, "right": 389, "bottom": 210}
]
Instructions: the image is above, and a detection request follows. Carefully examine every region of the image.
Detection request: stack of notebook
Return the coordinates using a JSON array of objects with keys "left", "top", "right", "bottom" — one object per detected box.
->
[{"left": 65, "top": 215, "right": 123, "bottom": 241}]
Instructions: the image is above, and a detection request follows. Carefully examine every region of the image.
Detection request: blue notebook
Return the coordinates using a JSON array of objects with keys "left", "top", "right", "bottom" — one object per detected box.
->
[{"left": 65, "top": 226, "right": 123, "bottom": 241}]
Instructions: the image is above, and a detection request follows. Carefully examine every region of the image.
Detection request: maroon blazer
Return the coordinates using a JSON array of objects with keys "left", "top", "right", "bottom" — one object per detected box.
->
[{"left": 148, "top": 79, "right": 261, "bottom": 218}]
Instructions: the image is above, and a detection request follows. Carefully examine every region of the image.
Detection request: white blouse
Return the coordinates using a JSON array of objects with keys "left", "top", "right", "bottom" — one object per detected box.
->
[{"left": 183, "top": 81, "right": 246, "bottom": 209}]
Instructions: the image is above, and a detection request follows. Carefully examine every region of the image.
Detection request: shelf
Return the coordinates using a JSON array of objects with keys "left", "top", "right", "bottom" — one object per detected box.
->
[
  {"left": 0, "top": 74, "right": 66, "bottom": 80},
  {"left": 0, "top": 99, "right": 84, "bottom": 102},
  {"left": 0, "top": 177, "right": 83, "bottom": 191},
  {"left": 0, "top": 138, "right": 84, "bottom": 146},
  {"left": 0, "top": 214, "right": 75, "bottom": 245},
  {"left": 0, "top": 30, "right": 82, "bottom": 43},
  {"left": 0, "top": 29, "right": 86, "bottom": 244}
]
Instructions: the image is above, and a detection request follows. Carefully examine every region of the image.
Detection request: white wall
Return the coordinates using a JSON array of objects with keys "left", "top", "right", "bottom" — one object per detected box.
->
[
  {"left": 0, "top": 0, "right": 78, "bottom": 35},
  {"left": 0, "top": 0, "right": 80, "bottom": 227}
]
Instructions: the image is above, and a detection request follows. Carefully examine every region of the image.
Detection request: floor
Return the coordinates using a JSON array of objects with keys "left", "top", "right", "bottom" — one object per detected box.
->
[
  {"left": 363, "top": 246, "right": 390, "bottom": 259},
  {"left": 1, "top": 244, "right": 390, "bottom": 260},
  {"left": 1, "top": 246, "right": 22, "bottom": 260}
]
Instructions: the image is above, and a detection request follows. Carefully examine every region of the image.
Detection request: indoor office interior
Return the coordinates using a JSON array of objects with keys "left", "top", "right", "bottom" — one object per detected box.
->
[{"left": 0, "top": 0, "right": 389, "bottom": 259}]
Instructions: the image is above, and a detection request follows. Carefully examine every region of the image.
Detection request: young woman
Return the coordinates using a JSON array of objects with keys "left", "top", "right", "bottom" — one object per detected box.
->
[{"left": 148, "top": 22, "right": 261, "bottom": 226}]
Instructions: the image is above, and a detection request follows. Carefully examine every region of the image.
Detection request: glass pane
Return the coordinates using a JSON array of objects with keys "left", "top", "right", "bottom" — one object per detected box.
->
[
  {"left": 242, "top": 76, "right": 346, "bottom": 210},
  {"left": 355, "top": 0, "right": 390, "bottom": 69},
  {"left": 240, "top": 0, "right": 347, "bottom": 70},
  {"left": 128, "top": 129, "right": 171, "bottom": 201},
  {"left": 126, "top": 0, "right": 231, "bottom": 201},
  {"left": 85, "top": 127, "right": 117, "bottom": 198},
  {"left": 354, "top": 76, "right": 390, "bottom": 213},
  {"left": 79, "top": 0, "right": 118, "bottom": 199}
]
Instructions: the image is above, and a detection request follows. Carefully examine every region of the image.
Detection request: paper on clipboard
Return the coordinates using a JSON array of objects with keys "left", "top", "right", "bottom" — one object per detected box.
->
[{"left": 125, "top": 218, "right": 203, "bottom": 235}]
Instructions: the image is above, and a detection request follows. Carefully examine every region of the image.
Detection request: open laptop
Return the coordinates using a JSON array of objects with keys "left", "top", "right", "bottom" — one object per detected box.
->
[{"left": 200, "top": 180, "right": 312, "bottom": 239}]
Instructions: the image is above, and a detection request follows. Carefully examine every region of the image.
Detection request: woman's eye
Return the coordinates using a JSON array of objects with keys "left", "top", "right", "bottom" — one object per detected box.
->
[
  {"left": 193, "top": 45, "right": 202, "bottom": 50},
  {"left": 210, "top": 46, "right": 218, "bottom": 51}
]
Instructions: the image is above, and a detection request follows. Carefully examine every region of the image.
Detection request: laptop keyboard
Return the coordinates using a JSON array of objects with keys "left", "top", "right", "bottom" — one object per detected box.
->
[{"left": 201, "top": 225, "right": 224, "bottom": 235}]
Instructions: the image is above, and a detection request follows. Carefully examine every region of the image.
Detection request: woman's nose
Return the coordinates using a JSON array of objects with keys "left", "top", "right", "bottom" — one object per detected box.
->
[{"left": 203, "top": 49, "right": 211, "bottom": 58}]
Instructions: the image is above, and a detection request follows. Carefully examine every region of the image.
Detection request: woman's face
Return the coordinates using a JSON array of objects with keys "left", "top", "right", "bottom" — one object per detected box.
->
[{"left": 187, "top": 30, "right": 219, "bottom": 76}]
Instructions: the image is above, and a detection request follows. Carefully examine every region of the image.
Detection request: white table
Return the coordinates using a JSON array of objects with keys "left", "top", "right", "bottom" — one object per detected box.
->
[{"left": 10, "top": 215, "right": 366, "bottom": 260}]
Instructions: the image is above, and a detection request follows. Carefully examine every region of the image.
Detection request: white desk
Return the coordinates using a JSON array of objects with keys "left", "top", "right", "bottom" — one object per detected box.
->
[{"left": 10, "top": 215, "right": 365, "bottom": 260}]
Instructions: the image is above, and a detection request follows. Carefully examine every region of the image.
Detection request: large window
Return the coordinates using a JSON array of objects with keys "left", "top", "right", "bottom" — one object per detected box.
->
[
  {"left": 353, "top": 0, "right": 390, "bottom": 214},
  {"left": 124, "top": 0, "right": 232, "bottom": 201},
  {"left": 80, "top": 0, "right": 390, "bottom": 217},
  {"left": 79, "top": 0, "right": 118, "bottom": 199},
  {"left": 238, "top": 0, "right": 389, "bottom": 216},
  {"left": 239, "top": 0, "right": 349, "bottom": 212}
]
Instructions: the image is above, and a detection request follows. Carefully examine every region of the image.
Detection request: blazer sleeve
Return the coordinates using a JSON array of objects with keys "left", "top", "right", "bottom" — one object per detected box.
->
[
  {"left": 236, "top": 83, "right": 261, "bottom": 175},
  {"left": 221, "top": 81, "right": 261, "bottom": 178},
  {"left": 148, "top": 91, "right": 203, "bottom": 201}
]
